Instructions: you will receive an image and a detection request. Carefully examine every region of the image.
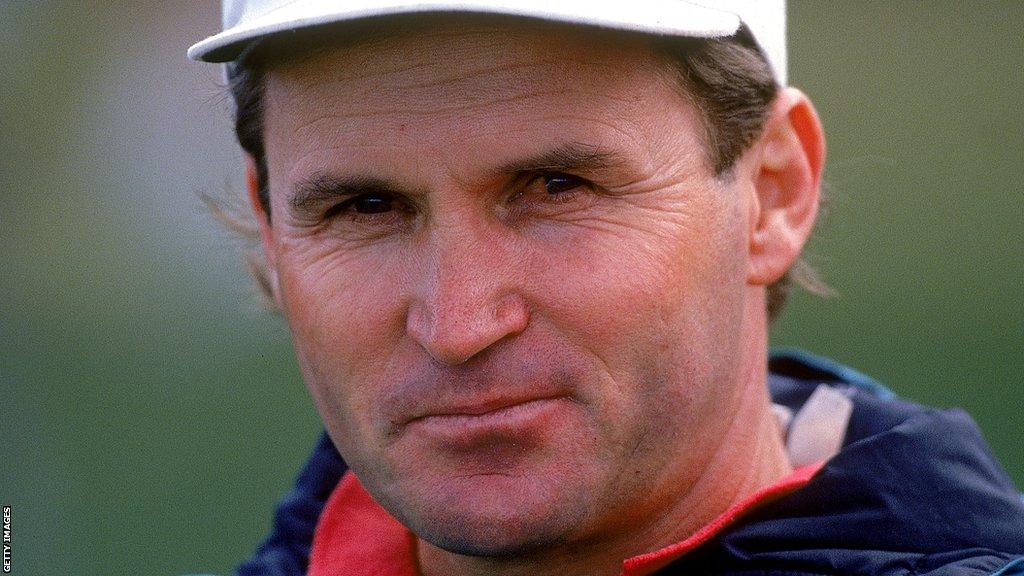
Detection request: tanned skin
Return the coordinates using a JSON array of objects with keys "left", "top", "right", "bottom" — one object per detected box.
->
[{"left": 247, "top": 16, "right": 824, "bottom": 576}]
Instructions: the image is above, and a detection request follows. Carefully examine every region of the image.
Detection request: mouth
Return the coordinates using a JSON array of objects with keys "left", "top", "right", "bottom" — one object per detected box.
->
[{"left": 400, "top": 395, "right": 574, "bottom": 440}]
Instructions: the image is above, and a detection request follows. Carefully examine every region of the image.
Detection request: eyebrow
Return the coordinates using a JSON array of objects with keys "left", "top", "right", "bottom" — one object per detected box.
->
[
  {"left": 497, "top": 142, "right": 630, "bottom": 175},
  {"left": 287, "top": 142, "right": 631, "bottom": 215},
  {"left": 289, "top": 173, "right": 410, "bottom": 215}
]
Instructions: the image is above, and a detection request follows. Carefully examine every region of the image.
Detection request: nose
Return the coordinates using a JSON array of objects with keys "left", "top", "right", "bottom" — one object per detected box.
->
[{"left": 406, "top": 222, "right": 530, "bottom": 365}]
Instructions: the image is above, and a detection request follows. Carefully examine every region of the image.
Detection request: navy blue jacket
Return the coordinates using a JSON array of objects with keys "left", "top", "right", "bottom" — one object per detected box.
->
[{"left": 237, "top": 351, "right": 1024, "bottom": 575}]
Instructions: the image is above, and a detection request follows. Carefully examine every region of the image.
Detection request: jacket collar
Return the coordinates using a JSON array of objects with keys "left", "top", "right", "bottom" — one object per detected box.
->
[{"left": 308, "top": 464, "right": 823, "bottom": 576}]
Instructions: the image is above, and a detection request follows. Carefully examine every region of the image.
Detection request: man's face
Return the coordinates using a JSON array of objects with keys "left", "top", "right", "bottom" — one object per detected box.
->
[{"left": 259, "top": 17, "right": 764, "bottom": 555}]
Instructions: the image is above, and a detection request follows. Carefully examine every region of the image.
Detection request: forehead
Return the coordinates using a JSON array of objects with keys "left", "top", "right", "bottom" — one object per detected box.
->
[
  {"left": 258, "top": 15, "right": 705, "bottom": 185},
  {"left": 260, "top": 14, "right": 672, "bottom": 88}
]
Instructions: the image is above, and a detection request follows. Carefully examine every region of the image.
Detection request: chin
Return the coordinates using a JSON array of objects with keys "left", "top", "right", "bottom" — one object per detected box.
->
[
  {"left": 390, "top": 472, "right": 590, "bottom": 557},
  {"left": 413, "top": 506, "right": 575, "bottom": 558}
]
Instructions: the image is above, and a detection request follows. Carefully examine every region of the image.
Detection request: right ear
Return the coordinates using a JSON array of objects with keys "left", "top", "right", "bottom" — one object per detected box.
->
[{"left": 245, "top": 155, "right": 283, "bottom": 309}]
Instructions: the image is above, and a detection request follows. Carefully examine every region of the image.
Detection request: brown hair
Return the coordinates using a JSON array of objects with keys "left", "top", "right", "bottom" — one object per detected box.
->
[{"left": 218, "top": 24, "right": 828, "bottom": 320}]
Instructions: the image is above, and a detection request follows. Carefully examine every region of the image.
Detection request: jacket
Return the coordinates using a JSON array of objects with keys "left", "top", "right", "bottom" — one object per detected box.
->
[{"left": 236, "top": 350, "right": 1024, "bottom": 575}]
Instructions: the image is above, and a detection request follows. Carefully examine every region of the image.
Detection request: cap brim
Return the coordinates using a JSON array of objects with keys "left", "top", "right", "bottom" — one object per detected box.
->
[{"left": 188, "top": 0, "right": 740, "bottom": 62}]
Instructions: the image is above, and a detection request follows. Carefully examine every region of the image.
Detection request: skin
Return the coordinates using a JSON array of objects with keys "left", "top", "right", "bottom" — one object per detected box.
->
[{"left": 248, "top": 16, "right": 824, "bottom": 576}]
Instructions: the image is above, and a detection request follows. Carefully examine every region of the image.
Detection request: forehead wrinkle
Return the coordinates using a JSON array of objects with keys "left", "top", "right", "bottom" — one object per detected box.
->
[
  {"left": 269, "top": 63, "right": 664, "bottom": 157},
  {"left": 263, "top": 20, "right": 674, "bottom": 123},
  {"left": 267, "top": 20, "right": 663, "bottom": 104},
  {"left": 280, "top": 102, "right": 659, "bottom": 178},
  {"left": 272, "top": 58, "right": 662, "bottom": 147},
  {"left": 281, "top": 56, "right": 641, "bottom": 112},
  {"left": 270, "top": 92, "right": 691, "bottom": 195},
  {"left": 263, "top": 20, "right": 701, "bottom": 192},
  {"left": 282, "top": 87, "right": 579, "bottom": 147},
  {"left": 313, "top": 20, "right": 641, "bottom": 79}
]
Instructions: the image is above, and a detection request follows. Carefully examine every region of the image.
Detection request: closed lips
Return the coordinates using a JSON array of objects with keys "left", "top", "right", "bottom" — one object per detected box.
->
[{"left": 410, "top": 396, "right": 570, "bottom": 424}]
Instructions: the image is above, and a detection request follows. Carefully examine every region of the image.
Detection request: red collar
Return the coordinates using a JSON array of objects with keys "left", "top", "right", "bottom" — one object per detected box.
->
[{"left": 309, "top": 464, "right": 822, "bottom": 576}]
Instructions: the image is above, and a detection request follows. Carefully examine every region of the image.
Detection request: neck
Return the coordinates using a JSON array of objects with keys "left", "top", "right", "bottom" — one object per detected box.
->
[{"left": 418, "top": 292, "right": 791, "bottom": 576}]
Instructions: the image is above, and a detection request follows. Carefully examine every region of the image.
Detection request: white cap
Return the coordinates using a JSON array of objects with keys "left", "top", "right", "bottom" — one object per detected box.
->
[{"left": 188, "top": 0, "right": 787, "bottom": 83}]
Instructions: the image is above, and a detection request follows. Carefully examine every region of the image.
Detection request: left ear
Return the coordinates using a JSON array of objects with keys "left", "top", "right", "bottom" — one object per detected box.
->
[{"left": 746, "top": 87, "right": 825, "bottom": 286}]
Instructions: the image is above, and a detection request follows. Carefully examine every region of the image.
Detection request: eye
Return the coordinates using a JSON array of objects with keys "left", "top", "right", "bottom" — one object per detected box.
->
[
  {"left": 514, "top": 172, "right": 593, "bottom": 206},
  {"left": 324, "top": 192, "right": 402, "bottom": 220},
  {"left": 541, "top": 173, "right": 588, "bottom": 197},
  {"left": 348, "top": 193, "right": 396, "bottom": 214}
]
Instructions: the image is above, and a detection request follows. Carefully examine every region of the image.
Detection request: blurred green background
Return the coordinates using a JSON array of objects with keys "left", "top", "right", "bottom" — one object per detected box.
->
[{"left": 1, "top": 2, "right": 1021, "bottom": 574}]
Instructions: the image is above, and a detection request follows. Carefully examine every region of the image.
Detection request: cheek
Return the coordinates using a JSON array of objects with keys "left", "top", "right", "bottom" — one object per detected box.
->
[
  {"left": 527, "top": 188, "right": 750, "bottom": 425},
  {"left": 536, "top": 193, "right": 746, "bottom": 362},
  {"left": 275, "top": 237, "right": 410, "bottom": 442}
]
